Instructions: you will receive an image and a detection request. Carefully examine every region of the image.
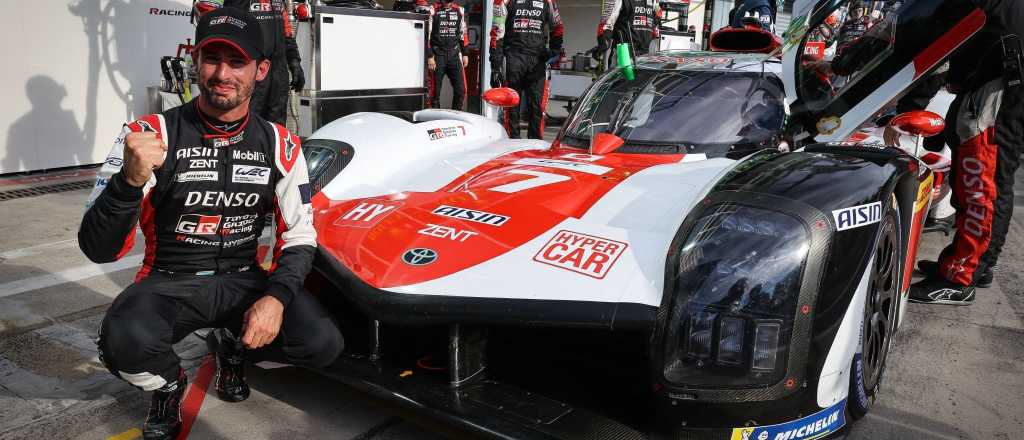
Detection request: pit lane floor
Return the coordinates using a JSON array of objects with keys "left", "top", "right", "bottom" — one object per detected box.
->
[{"left": 1, "top": 159, "right": 1022, "bottom": 440}]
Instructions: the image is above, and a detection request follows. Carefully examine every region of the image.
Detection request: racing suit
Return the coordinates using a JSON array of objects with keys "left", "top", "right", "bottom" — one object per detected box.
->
[
  {"left": 901, "top": 0, "right": 1024, "bottom": 287},
  {"left": 597, "top": 0, "right": 660, "bottom": 64},
  {"left": 729, "top": 0, "right": 776, "bottom": 31},
  {"left": 430, "top": 1, "right": 470, "bottom": 110},
  {"left": 490, "top": 0, "right": 564, "bottom": 139},
  {"left": 222, "top": 0, "right": 302, "bottom": 125},
  {"left": 80, "top": 101, "right": 342, "bottom": 391}
]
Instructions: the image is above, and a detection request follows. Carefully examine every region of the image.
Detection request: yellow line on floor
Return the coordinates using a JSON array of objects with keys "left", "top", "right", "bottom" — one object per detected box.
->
[{"left": 106, "top": 428, "right": 142, "bottom": 440}]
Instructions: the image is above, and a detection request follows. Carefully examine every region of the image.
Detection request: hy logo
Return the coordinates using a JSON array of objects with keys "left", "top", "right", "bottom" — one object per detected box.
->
[{"left": 402, "top": 248, "right": 438, "bottom": 266}]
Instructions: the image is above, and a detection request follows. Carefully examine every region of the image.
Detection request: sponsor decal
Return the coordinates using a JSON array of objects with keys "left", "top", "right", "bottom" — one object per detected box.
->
[
  {"left": 960, "top": 156, "right": 988, "bottom": 238},
  {"left": 816, "top": 116, "right": 842, "bottom": 136},
  {"left": 427, "top": 125, "right": 466, "bottom": 140},
  {"left": 250, "top": 2, "right": 272, "bottom": 12},
  {"left": 224, "top": 234, "right": 257, "bottom": 248},
  {"left": 402, "top": 248, "right": 438, "bottom": 266},
  {"left": 533, "top": 230, "right": 628, "bottom": 279},
  {"left": 730, "top": 399, "right": 845, "bottom": 440},
  {"left": 175, "top": 171, "right": 219, "bottom": 182},
  {"left": 176, "top": 147, "right": 218, "bottom": 159},
  {"left": 221, "top": 214, "right": 259, "bottom": 235},
  {"left": 149, "top": 8, "right": 191, "bottom": 16},
  {"left": 185, "top": 191, "right": 260, "bottom": 208},
  {"left": 232, "top": 165, "right": 271, "bottom": 185},
  {"left": 213, "top": 137, "right": 229, "bottom": 148},
  {"left": 209, "top": 15, "right": 247, "bottom": 28},
  {"left": 832, "top": 201, "right": 882, "bottom": 231},
  {"left": 104, "top": 157, "right": 124, "bottom": 167},
  {"left": 804, "top": 41, "right": 826, "bottom": 60},
  {"left": 178, "top": 235, "right": 219, "bottom": 246},
  {"left": 233, "top": 150, "right": 267, "bottom": 163},
  {"left": 513, "top": 158, "right": 612, "bottom": 175},
  {"left": 175, "top": 214, "right": 222, "bottom": 235},
  {"left": 284, "top": 136, "right": 299, "bottom": 162},
  {"left": 417, "top": 223, "right": 478, "bottom": 242},
  {"left": 559, "top": 153, "right": 603, "bottom": 162},
  {"left": 431, "top": 205, "right": 509, "bottom": 226},
  {"left": 334, "top": 201, "right": 403, "bottom": 228},
  {"left": 190, "top": 159, "right": 219, "bottom": 169},
  {"left": 532, "top": 1, "right": 543, "bottom": 7},
  {"left": 136, "top": 120, "right": 157, "bottom": 133}
]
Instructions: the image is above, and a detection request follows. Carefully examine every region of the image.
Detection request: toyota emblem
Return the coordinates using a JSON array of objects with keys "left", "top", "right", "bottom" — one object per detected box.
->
[{"left": 402, "top": 248, "right": 438, "bottom": 266}]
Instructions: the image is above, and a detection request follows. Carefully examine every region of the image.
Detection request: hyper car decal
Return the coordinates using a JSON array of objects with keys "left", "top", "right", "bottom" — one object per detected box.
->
[
  {"left": 314, "top": 148, "right": 683, "bottom": 288},
  {"left": 532, "top": 230, "right": 628, "bottom": 279},
  {"left": 730, "top": 399, "right": 845, "bottom": 440}
]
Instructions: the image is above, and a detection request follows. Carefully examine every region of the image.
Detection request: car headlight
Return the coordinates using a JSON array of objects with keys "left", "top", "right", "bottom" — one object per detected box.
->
[{"left": 662, "top": 204, "right": 809, "bottom": 389}]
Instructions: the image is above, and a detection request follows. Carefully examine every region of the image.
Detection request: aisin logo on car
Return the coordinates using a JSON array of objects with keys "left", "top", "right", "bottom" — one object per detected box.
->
[{"left": 402, "top": 248, "right": 438, "bottom": 266}]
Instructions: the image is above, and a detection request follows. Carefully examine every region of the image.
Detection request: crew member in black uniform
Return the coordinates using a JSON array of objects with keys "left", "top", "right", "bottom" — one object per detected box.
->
[
  {"left": 429, "top": 0, "right": 470, "bottom": 110},
  {"left": 892, "top": 0, "right": 1024, "bottom": 305},
  {"left": 595, "top": 0, "right": 660, "bottom": 67},
  {"left": 490, "top": 0, "right": 565, "bottom": 139},
  {"left": 80, "top": 9, "right": 341, "bottom": 439}
]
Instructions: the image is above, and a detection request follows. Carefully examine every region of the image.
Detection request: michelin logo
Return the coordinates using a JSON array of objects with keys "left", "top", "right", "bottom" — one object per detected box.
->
[
  {"left": 832, "top": 201, "right": 882, "bottom": 232},
  {"left": 731, "top": 400, "right": 845, "bottom": 440}
]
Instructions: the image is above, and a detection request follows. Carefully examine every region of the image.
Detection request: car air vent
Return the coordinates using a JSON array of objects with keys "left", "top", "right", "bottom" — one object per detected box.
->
[{"left": 303, "top": 139, "right": 355, "bottom": 194}]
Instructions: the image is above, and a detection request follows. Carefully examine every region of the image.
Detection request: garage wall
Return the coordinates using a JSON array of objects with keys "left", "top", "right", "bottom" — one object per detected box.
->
[{"left": 0, "top": 0, "right": 194, "bottom": 175}]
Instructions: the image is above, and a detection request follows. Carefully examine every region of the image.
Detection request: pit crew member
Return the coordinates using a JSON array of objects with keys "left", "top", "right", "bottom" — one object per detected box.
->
[
  {"left": 595, "top": 0, "right": 660, "bottom": 66},
  {"left": 429, "top": 0, "right": 470, "bottom": 110}
]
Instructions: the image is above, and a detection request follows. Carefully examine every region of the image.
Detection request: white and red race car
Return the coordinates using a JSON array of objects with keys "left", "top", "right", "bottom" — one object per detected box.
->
[{"left": 299, "top": 0, "right": 983, "bottom": 438}]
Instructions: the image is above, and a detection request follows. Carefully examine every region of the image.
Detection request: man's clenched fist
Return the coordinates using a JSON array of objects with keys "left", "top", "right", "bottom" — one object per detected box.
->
[{"left": 122, "top": 132, "right": 167, "bottom": 187}]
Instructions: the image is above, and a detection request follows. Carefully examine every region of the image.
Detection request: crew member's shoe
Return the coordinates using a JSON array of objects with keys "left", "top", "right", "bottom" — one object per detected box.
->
[
  {"left": 207, "top": 328, "right": 250, "bottom": 402},
  {"left": 909, "top": 276, "right": 976, "bottom": 305},
  {"left": 143, "top": 369, "right": 187, "bottom": 440},
  {"left": 916, "top": 260, "right": 993, "bottom": 288}
]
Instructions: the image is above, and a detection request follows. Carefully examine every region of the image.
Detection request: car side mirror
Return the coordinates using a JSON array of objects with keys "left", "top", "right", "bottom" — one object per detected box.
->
[
  {"left": 483, "top": 87, "right": 520, "bottom": 108},
  {"left": 590, "top": 132, "right": 625, "bottom": 155},
  {"left": 889, "top": 110, "right": 945, "bottom": 138}
]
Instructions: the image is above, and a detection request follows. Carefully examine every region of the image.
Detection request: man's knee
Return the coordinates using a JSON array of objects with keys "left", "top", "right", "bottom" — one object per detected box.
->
[{"left": 287, "top": 320, "right": 343, "bottom": 368}]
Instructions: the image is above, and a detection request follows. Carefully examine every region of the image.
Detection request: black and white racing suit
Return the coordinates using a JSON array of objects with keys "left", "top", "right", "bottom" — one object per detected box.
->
[
  {"left": 80, "top": 101, "right": 341, "bottom": 391},
  {"left": 430, "top": 1, "right": 469, "bottom": 110},
  {"left": 598, "top": 0, "right": 660, "bottom": 63},
  {"left": 900, "top": 0, "right": 1024, "bottom": 286},
  {"left": 490, "top": 0, "right": 564, "bottom": 139}
]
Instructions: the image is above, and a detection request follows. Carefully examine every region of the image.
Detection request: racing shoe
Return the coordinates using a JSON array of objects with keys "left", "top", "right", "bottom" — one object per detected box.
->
[
  {"left": 917, "top": 260, "right": 993, "bottom": 288},
  {"left": 909, "top": 276, "right": 976, "bottom": 306},
  {"left": 207, "top": 328, "right": 250, "bottom": 402},
  {"left": 143, "top": 369, "right": 186, "bottom": 440}
]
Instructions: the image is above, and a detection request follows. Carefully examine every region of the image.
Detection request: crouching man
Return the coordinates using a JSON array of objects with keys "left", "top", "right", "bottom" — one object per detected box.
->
[{"left": 79, "top": 8, "right": 342, "bottom": 439}]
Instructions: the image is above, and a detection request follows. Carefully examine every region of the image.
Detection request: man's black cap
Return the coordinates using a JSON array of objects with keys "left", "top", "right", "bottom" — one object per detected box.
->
[{"left": 194, "top": 8, "right": 265, "bottom": 61}]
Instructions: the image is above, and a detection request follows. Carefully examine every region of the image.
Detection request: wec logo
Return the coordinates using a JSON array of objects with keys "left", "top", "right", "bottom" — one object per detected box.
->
[
  {"left": 175, "top": 214, "right": 222, "bottom": 235},
  {"left": 533, "top": 230, "right": 627, "bottom": 279},
  {"left": 232, "top": 165, "right": 271, "bottom": 185}
]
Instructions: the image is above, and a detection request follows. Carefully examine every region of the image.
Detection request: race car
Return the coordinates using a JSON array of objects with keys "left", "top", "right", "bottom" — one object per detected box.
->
[{"left": 299, "top": 0, "right": 984, "bottom": 438}]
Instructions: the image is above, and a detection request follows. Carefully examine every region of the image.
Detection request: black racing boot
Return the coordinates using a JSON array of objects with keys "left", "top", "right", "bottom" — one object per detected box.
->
[
  {"left": 917, "top": 260, "right": 993, "bottom": 288},
  {"left": 909, "top": 276, "right": 976, "bottom": 305},
  {"left": 143, "top": 369, "right": 186, "bottom": 440},
  {"left": 206, "top": 328, "right": 250, "bottom": 402}
]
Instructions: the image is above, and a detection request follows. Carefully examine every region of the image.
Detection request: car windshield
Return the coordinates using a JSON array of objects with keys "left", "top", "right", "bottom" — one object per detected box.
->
[{"left": 561, "top": 68, "right": 785, "bottom": 156}]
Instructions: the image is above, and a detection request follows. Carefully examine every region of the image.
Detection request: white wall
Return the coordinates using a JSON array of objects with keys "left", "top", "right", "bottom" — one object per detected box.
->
[{"left": 1, "top": 1, "right": 195, "bottom": 174}]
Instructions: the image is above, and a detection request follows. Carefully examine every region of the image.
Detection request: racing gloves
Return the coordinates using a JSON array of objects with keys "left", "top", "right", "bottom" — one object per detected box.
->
[
  {"left": 594, "top": 29, "right": 612, "bottom": 60},
  {"left": 288, "top": 59, "right": 305, "bottom": 92}
]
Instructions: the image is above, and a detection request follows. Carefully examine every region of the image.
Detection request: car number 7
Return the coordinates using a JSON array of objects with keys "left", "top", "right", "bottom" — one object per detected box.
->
[{"left": 488, "top": 170, "right": 569, "bottom": 194}]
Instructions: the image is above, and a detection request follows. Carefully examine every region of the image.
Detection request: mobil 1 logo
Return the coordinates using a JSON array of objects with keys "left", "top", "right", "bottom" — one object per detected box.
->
[{"left": 832, "top": 201, "right": 882, "bottom": 231}]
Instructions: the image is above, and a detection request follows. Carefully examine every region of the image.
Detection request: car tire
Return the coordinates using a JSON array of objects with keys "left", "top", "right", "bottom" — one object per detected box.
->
[{"left": 848, "top": 197, "right": 901, "bottom": 420}]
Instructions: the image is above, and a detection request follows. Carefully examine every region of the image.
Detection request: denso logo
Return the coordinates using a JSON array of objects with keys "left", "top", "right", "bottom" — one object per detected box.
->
[
  {"left": 515, "top": 9, "right": 542, "bottom": 16},
  {"left": 533, "top": 230, "right": 627, "bottom": 279},
  {"left": 232, "top": 165, "right": 271, "bottom": 185},
  {"left": 185, "top": 191, "right": 260, "bottom": 208},
  {"left": 832, "top": 201, "right": 882, "bottom": 231},
  {"left": 431, "top": 205, "right": 509, "bottom": 226},
  {"left": 175, "top": 214, "right": 222, "bottom": 235}
]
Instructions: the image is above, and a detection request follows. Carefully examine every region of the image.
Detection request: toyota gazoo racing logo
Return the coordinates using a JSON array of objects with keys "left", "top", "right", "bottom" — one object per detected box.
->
[
  {"left": 427, "top": 125, "right": 466, "bottom": 140},
  {"left": 402, "top": 248, "right": 438, "bottom": 266},
  {"left": 175, "top": 214, "right": 222, "bottom": 235}
]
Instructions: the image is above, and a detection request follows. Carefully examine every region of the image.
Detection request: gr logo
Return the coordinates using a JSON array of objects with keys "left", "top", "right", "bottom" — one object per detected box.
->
[{"left": 175, "top": 214, "right": 222, "bottom": 235}]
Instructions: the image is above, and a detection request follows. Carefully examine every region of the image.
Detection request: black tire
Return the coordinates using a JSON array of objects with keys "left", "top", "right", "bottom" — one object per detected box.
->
[{"left": 848, "top": 198, "right": 901, "bottom": 420}]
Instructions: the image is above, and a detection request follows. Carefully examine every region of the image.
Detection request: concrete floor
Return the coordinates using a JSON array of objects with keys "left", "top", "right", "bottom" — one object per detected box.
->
[{"left": 1, "top": 156, "right": 1022, "bottom": 440}]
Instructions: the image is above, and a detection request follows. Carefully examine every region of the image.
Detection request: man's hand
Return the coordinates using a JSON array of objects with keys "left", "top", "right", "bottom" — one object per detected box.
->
[
  {"left": 428, "top": 57, "right": 437, "bottom": 72},
  {"left": 241, "top": 295, "right": 285, "bottom": 349},
  {"left": 883, "top": 125, "right": 902, "bottom": 147},
  {"left": 122, "top": 132, "right": 167, "bottom": 187},
  {"left": 288, "top": 59, "right": 305, "bottom": 92},
  {"left": 462, "top": 56, "right": 469, "bottom": 68}
]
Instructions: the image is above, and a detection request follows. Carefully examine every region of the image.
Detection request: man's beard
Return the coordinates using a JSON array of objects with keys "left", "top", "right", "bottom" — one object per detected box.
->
[{"left": 199, "top": 77, "right": 254, "bottom": 111}]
